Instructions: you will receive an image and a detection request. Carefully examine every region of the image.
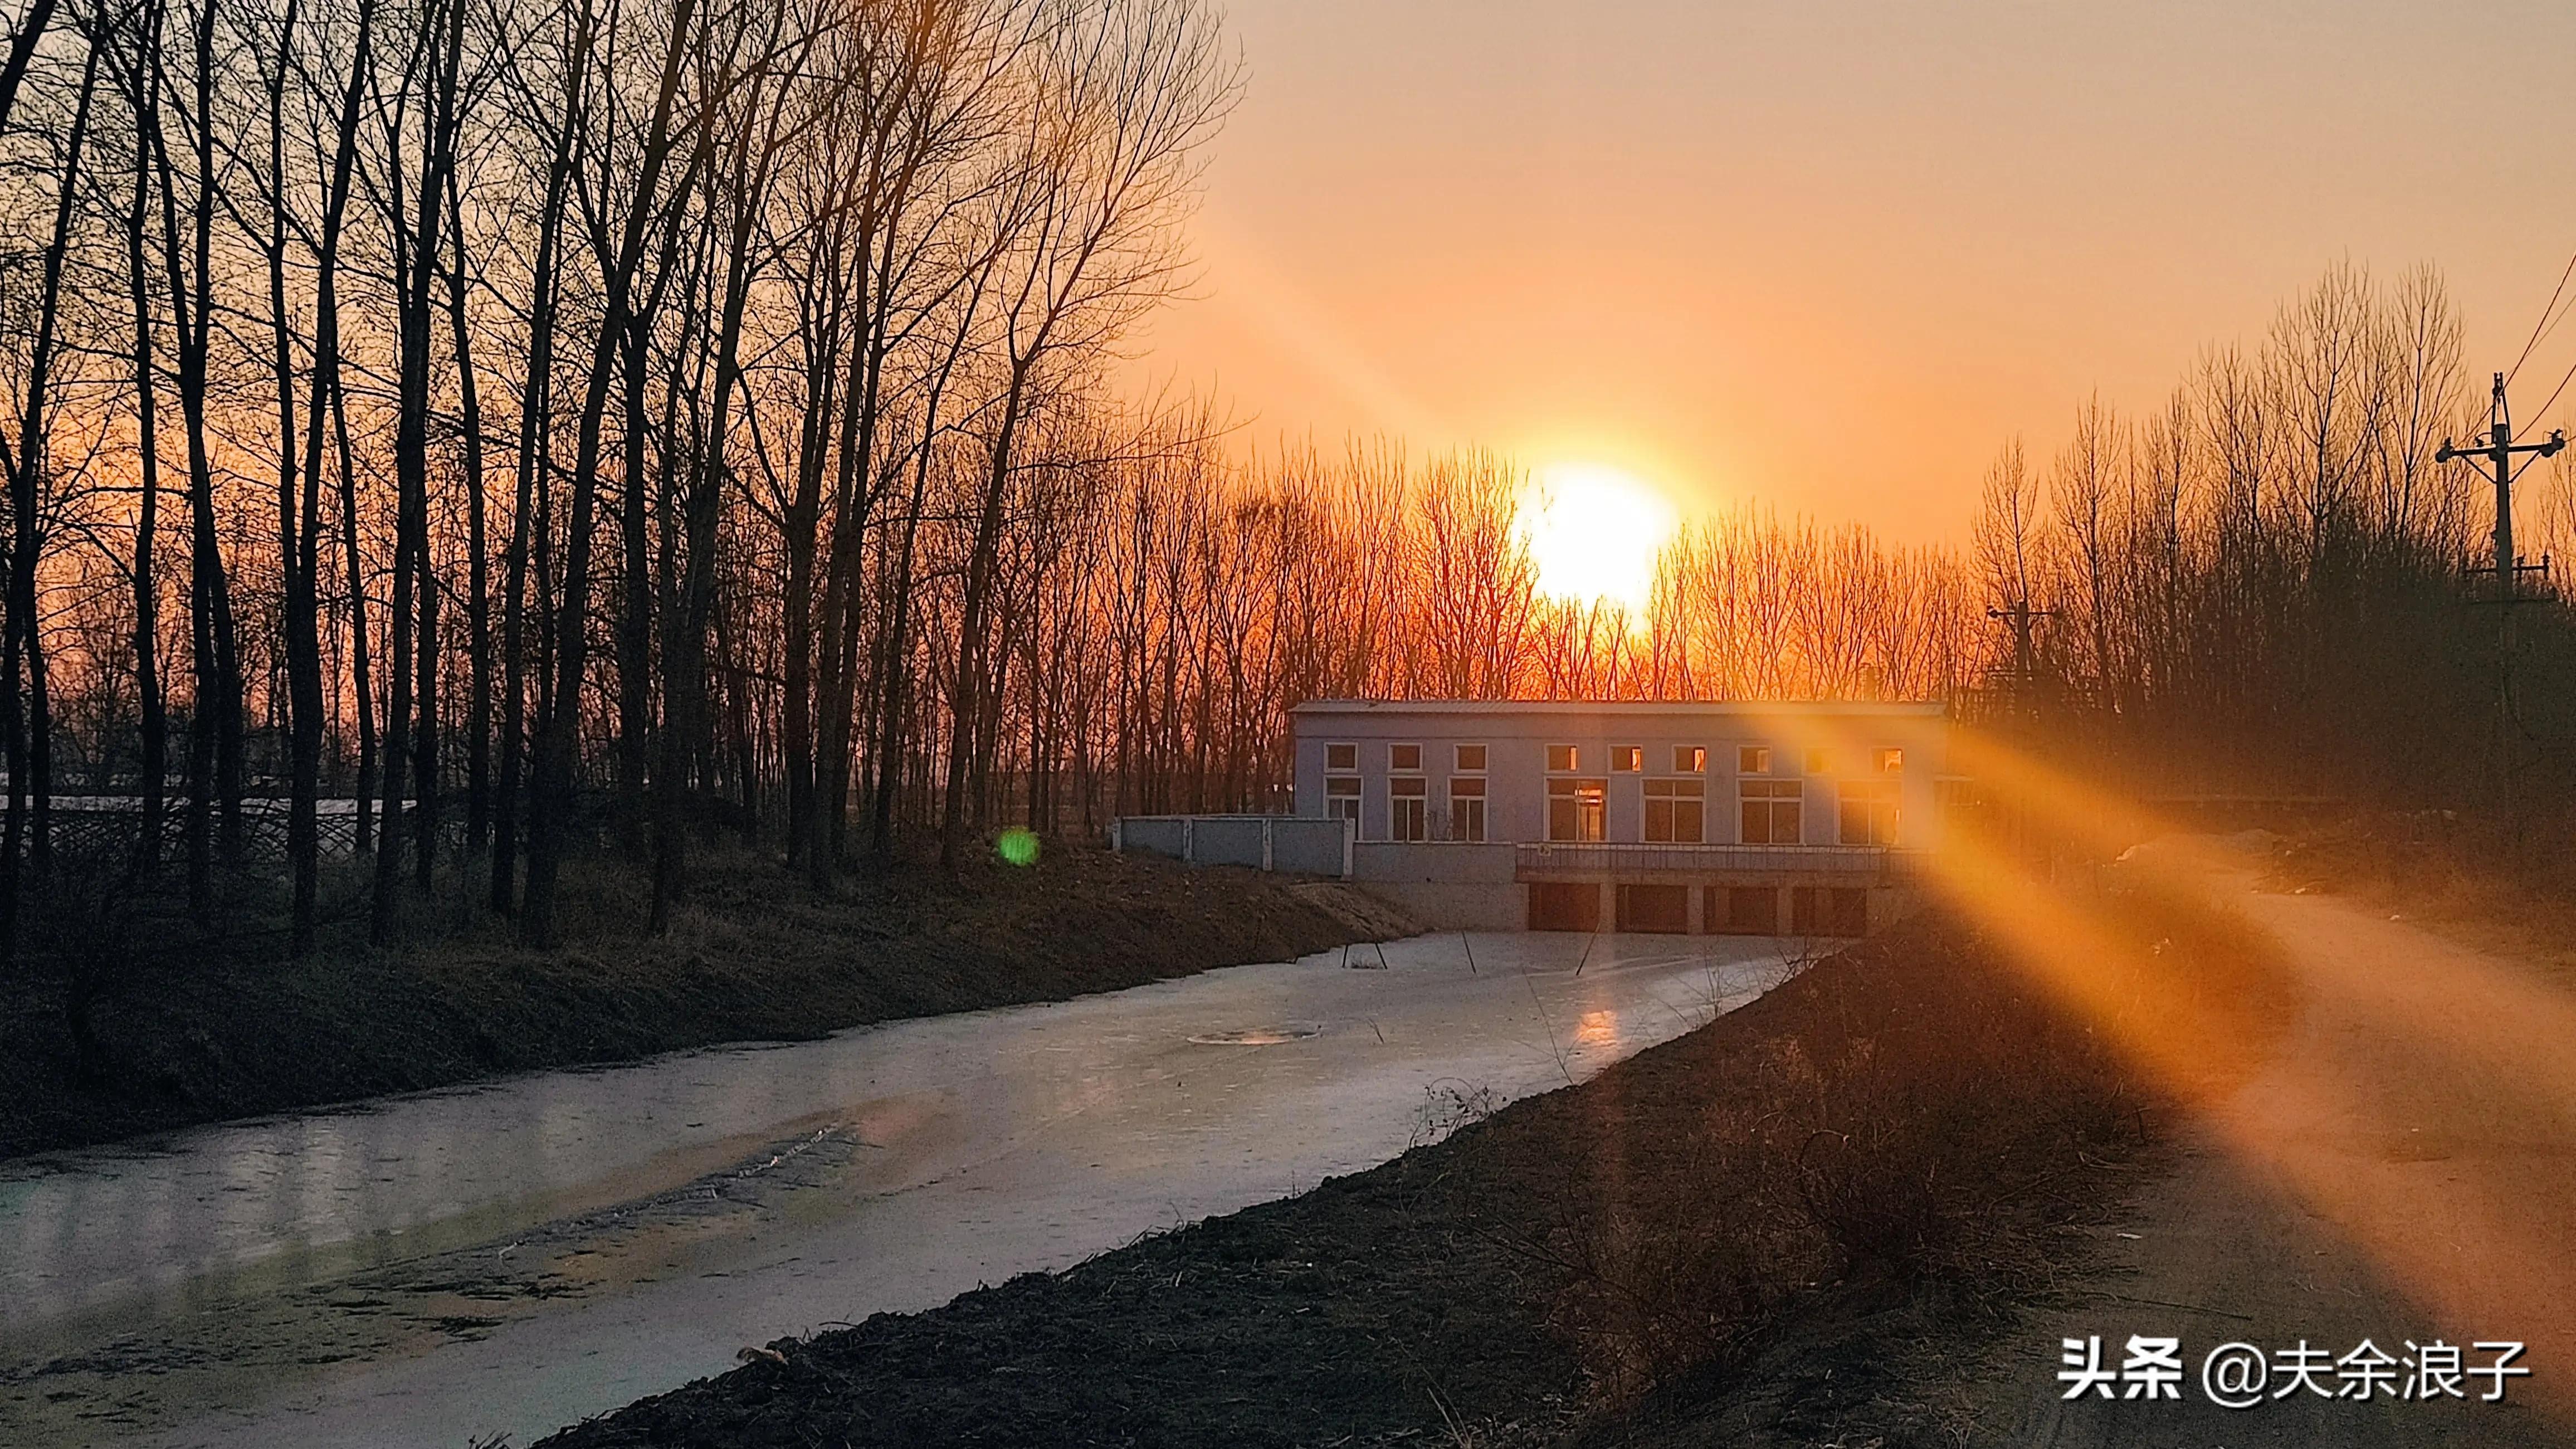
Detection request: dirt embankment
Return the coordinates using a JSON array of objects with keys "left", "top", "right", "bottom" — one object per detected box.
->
[
  {"left": 539, "top": 872, "right": 2282, "bottom": 1449},
  {"left": 2263, "top": 809, "right": 2576, "bottom": 989},
  {"left": 0, "top": 845, "right": 1412, "bottom": 1160}
]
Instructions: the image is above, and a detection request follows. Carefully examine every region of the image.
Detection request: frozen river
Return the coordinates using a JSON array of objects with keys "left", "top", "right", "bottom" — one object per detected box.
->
[{"left": 0, "top": 931, "right": 1803, "bottom": 1448}]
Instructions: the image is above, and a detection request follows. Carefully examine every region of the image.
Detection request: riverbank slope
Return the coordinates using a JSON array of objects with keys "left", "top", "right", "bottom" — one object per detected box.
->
[
  {"left": 539, "top": 865, "right": 2279, "bottom": 1448},
  {"left": 1, "top": 844, "right": 1409, "bottom": 1158}
]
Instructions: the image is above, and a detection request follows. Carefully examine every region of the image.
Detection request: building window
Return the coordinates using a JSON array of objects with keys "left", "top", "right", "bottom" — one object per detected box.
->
[
  {"left": 1455, "top": 743, "right": 1486, "bottom": 772},
  {"left": 1740, "top": 779, "right": 1803, "bottom": 844},
  {"left": 1674, "top": 745, "right": 1706, "bottom": 773},
  {"left": 1837, "top": 778, "right": 1899, "bottom": 845},
  {"left": 1326, "top": 742, "right": 1357, "bottom": 772},
  {"left": 1611, "top": 745, "right": 1643, "bottom": 772},
  {"left": 1737, "top": 745, "right": 1770, "bottom": 775},
  {"left": 1391, "top": 742, "right": 1422, "bottom": 772},
  {"left": 1448, "top": 774, "right": 1486, "bottom": 842},
  {"left": 1546, "top": 744, "right": 1579, "bottom": 772},
  {"left": 1389, "top": 775, "right": 1428, "bottom": 841},
  {"left": 1875, "top": 747, "right": 1904, "bottom": 773},
  {"left": 1644, "top": 778, "right": 1705, "bottom": 842},
  {"left": 1546, "top": 777, "right": 1606, "bottom": 841},
  {"left": 1803, "top": 748, "right": 1832, "bottom": 776},
  {"left": 1326, "top": 774, "right": 1360, "bottom": 830}
]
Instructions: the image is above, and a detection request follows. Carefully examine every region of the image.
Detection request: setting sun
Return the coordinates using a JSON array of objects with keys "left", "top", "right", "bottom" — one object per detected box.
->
[{"left": 1521, "top": 462, "right": 1679, "bottom": 611}]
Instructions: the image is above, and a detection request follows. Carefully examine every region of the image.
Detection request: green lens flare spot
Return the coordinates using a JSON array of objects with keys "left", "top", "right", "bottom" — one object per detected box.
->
[{"left": 996, "top": 827, "right": 1041, "bottom": 867}]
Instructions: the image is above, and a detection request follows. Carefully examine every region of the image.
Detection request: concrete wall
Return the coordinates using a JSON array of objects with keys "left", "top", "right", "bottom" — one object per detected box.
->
[
  {"left": 1111, "top": 814, "right": 1351, "bottom": 878},
  {"left": 1271, "top": 819, "right": 1350, "bottom": 876},
  {"left": 1370, "top": 879, "right": 1923, "bottom": 937},
  {"left": 1117, "top": 817, "right": 1187, "bottom": 859},
  {"left": 1291, "top": 701, "right": 1952, "bottom": 852},
  {"left": 1348, "top": 841, "right": 1517, "bottom": 884},
  {"left": 1357, "top": 880, "right": 1528, "bottom": 931},
  {"left": 1186, "top": 816, "right": 1270, "bottom": 868},
  {"left": 1111, "top": 799, "right": 1929, "bottom": 938}
]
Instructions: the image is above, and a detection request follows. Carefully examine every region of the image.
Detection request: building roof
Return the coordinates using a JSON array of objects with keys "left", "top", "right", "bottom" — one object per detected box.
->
[{"left": 1288, "top": 698, "right": 1947, "bottom": 718}]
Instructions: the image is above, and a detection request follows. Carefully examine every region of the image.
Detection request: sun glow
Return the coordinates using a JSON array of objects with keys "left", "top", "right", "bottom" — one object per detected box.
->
[{"left": 1520, "top": 462, "right": 1679, "bottom": 611}]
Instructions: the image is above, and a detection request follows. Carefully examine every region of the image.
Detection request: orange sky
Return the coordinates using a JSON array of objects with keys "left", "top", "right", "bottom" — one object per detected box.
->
[{"left": 1123, "top": 0, "right": 2576, "bottom": 544}]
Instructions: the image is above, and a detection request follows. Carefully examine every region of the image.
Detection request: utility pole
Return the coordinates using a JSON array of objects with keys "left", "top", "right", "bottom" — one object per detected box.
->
[
  {"left": 1984, "top": 597, "right": 2057, "bottom": 869},
  {"left": 1985, "top": 598, "right": 2055, "bottom": 692},
  {"left": 2436, "top": 372, "right": 2564, "bottom": 832},
  {"left": 2437, "top": 372, "right": 2562, "bottom": 606}
]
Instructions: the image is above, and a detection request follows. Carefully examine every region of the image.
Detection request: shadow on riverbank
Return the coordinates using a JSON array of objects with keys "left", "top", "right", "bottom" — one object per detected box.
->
[{"left": 1, "top": 843, "right": 1411, "bottom": 1159}]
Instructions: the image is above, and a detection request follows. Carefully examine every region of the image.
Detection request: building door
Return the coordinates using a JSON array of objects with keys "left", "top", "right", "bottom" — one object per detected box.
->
[
  {"left": 1713, "top": 885, "right": 1779, "bottom": 935},
  {"left": 1790, "top": 885, "right": 1824, "bottom": 935},
  {"left": 1616, "top": 884, "right": 1690, "bottom": 933},
  {"left": 1527, "top": 882, "right": 1602, "bottom": 931},
  {"left": 1788, "top": 885, "right": 1869, "bottom": 936}
]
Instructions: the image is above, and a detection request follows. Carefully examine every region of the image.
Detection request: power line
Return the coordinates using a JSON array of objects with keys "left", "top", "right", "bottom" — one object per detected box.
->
[
  {"left": 2531, "top": 345, "right": 2576, "bottom": 426},
  {"left": 2516, "top": 290, "right": 2576, "bottom": 391},
  {"left": 2507, "top": 248, "right": 2576, "bottom": 387}
]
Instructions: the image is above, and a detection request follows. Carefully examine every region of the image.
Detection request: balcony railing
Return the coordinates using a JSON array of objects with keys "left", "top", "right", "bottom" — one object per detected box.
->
[{"left": 1513, "top": 841, "right": 1914, "bottom": 880}]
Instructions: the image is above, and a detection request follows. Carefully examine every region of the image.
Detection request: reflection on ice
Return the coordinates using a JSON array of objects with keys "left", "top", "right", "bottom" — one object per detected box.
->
[{"left": 0, "top": 930, "right": 1804, "bottom": 1449}]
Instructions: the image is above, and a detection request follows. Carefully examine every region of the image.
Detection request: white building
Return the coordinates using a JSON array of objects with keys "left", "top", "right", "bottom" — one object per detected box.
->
[{"left": 1289, "top": 699, "right": 1951, "bottom": 934}]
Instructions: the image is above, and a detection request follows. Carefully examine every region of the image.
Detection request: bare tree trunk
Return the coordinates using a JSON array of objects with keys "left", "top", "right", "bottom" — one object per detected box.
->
[
  {"left": 804, "top": 319, "right": 873, "bottom": 885},
  {"left": 871, "top": 306, "right": 971, "bottom": 862},
  {"left": 616, "top": 320, "right": 653, "bottom": 855},
  {"left": 0, "top": 0, "right": 61, "bottom": 140},
  {"left": 258, "top": 0, "right": 324, "bottom": 952},
  {"left": 448, "top": 178, "right": 490, "bottom": 867},
  {"left": 412, "top": 463, "right": 438, "bottom": 889},
  {"left": 653, "top": 55, "right": 784, "bottom": 930},
  {"left": 941, "top": 375, "right": 1024, "bottom": 867},
  {"left": 375, "top": 0, "right": 465, "bottom": 938},
  {"left": 335, "top": 368, "right": 373, "bottom": 857},
  {"left": 778, "top": 291, "right": 836, "bottom": 870},
  {"left": 122, "top": 46, "right": 165, "bottom": 882},
  {"left": 524, "top": 0, "right": 702, "bottom": 946},
  {"left": 491, "top": 0, "right": 589, "bottom": 915},
  {"left": 147, "top": 0, "right": 240, "bottom": 920},
  {"left": 1, "top": 32, "right": 97, "bottom": 909},
  {"left": 286, "top": 0, "right": 372, "bottom": 944}
]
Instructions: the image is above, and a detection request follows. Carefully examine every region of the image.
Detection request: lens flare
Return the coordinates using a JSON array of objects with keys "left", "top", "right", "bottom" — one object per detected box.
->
[{"left": 1894, "top": 725, "right": 2576, "bottom": 1418}]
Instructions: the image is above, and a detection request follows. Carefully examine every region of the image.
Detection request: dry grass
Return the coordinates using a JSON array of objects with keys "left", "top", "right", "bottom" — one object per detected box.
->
[{"left": 1472, "top": 865, "right": 2292, "bottom": 1420}]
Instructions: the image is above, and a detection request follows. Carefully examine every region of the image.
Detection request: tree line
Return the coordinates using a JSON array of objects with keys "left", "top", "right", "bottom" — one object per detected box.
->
[
  {"left": 0, "top": 0, "right": 2555, "bottom": 971},
  {"left": 1967, "top": 262, "right": 2576, "bottom": 811},
  {"left": 0, "top": 0, "right": 1247, "bottom": 949},
  {"left": 1110, "top": 261, "right": 2576, "bottom": 828}
]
